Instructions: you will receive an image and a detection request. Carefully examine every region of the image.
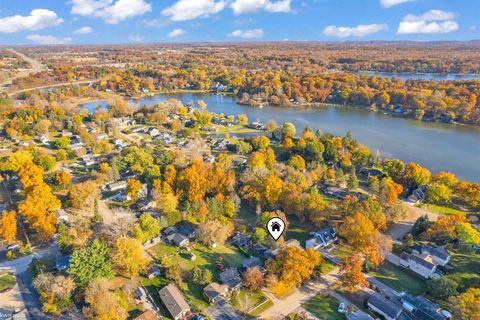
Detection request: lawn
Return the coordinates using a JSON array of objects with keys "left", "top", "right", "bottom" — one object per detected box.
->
[
  {"left": 303, "top": 294, "right": 344, "bottom": 320},
  {"left": 447, "top": 251, "right": 480, "bottom": 290},
  {"left": 231, "top": 289, "right": 273, "bottom": 317},
  {"left": 331, "top": 244, "right": 355, "bottom": 260},
  {"left": 286, "top": 216, "right": 314, "bottom": 246},
  {"left": 319, "top": 260, "right": 336, "bottom": 275},
  {"left": 146, "top": 242, "right": 249, "bottom": 312},
  {"left": 0, "top": 272, "right": 16, "bottom": 292},
  {"left": 367, "top": 261, "right": 427, "bottom": 296},
  {"left": 420, "top": 204, "right": 467, "bottom": 216}
]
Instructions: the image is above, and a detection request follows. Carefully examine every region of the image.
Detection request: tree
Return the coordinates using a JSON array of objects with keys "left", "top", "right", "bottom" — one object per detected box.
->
[
  {"left": 133, "top": 213, "right": 161, "bottom": 243},
  {"left": 83, "top": 277, "right": 128, "bottom": 320},
  {"left": 339, "top": 212, "right": 376, "bottom": 251},
  {"left": 238, "top": 114, "right": 249, "bottom": 125},
  {"left": 251, "top": 136, "right": 270, "bottom": 150},
  {"left": 243, "top": 267, "right": 265, "bottom": 290},
  {"left": 427, "top": 277, "right": 458, "bottom": 300},
  {"left": 404, "top": 162, "right": 431, "bottom": 189},
  {"left": 266, "top": 247, "right": 322, "bottom": 288},
  {"left": 53, "top": 136, "right": 71, "bottom": 149},
  {"left": 379, "top": 177, "right": 403, "bottom": 206},
  {"left": 288, "top": 155, "right": 306, "bottom": 171},
  {"left": 262, "top": 174, "right": 283, "bottom": 207},
  {"left": 177, "top": 160, "right": 208, "bottom": 202},
  {"left": 166, "top": 263, "right": 183, "bottom": 285},
  {"left": 197, "top": 220, "right": 234, "bottom": 246},
  {"left": 35, "top": 154, "right": 56, "bottom": 172},
  {"left": 152, "top": 180, "right": 178, "bottom": 216},
  {"left": 347, "top": 169, "right": 359, "bottom": 191},
  {"left": 112, "top": 237, "right": 149, "bottom": 279},
  {"left": 33, "top": 273, "right": 76, "bottom": 315},
  {"left": 338, "top": 253, "right": 367, "bottom": 292},
  {"left": 236, "top": 140, "right": 253, "bottom": 154},
  {"left": 54, "top": 170, "right": 72, "bottom": 189},
  {"left": 126, "top": 178, "right": 142, "bottom": 202},
  {"left": 448, "top": 288, "right": 480, "bottom": 320},
  {"left": 192, "top": 266, "right": 213, "bottom": 285},
  {"left": 411, "top": 215, "right": 431, "bottom": 236},
  {"left": 0, "top": 211, "right": 17, "bottom": 244},
  {"left": 426, "top": 183, "right": 452, "bottom": 204},
  {"left": 456, "top": 222, "right": 480, "bottom": 246},
  {"left": 68, "top": 180, "right": 98, "bottom": 211},
  {"left": 281, "top": 122, "right": 296, "bottom": 139},
  {"left": 69, "top": 239, "right": 113, "bottom": 286}
]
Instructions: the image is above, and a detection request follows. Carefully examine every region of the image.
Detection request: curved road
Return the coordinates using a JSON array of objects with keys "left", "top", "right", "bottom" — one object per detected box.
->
[{"left": 0, "top": 48, "right": 46, "bottom": 92}]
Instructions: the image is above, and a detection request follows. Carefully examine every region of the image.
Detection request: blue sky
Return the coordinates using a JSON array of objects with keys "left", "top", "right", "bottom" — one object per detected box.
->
[{"left": 0, "top": 0, "right": 478, "bottom": 45}]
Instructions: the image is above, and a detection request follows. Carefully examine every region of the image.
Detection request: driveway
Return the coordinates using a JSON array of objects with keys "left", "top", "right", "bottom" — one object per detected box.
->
[
  {"left": 206, "top": 299, "right": 243, "bottom": 320},
  {"left": 0, "top": 244, "right": 58, "bottom": 275}
]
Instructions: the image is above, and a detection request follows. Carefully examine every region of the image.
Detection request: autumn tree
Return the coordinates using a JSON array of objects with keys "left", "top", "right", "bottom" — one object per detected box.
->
[
  {"left": 177, "top": 160, "right": 208, "bottom": 202},
  {"left": 338, "top": 253, "right": 367, "bottom": 292},
  {"left": 83, "top": 277, "right": 128, "bottom": 320},
  {"left": 133, "top": 213, "right": 161, "bottom": 243},
  {"left": 0, "top": 211, "right": 17, "bottom": 244},
  {"left": 404, "top": 162, "right": 431, "bottom": 189},
  {"left": 112, "top": 237, "right": 149, "bottom": 278},
  {"left": 126, "top": 178, "right": 142, "bottom": 202},
  {"left": 448, "top": 288, "right": 480, "bottom": 320},
  {"left": 33, "top": 273, "right": 76, "bottom": 315},
  {"left": 54, "top": 170, "right": 72, "bottom": 189},
  {"left": 197, "top": 220, "right": 234, "bottom": 246},
  {"left": 68, "top": 180, "right": 98, "bottom": 211},
  {"left": 243, "top": 267, "right": 265, "bottom": 290}
]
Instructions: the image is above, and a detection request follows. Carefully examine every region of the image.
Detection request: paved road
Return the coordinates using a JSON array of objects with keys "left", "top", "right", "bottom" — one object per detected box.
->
[
  {"left": 7, "top": 79, "right": 100, "bottom": 97},
  {"left": 206, "top": 299, "right": 243, "bottom": 320},
  {"left": 259, "top": 272, "right": 339, "bottom": 319},
  {"left": 0, "top": 49, "right": 45, "bottom": 92},
  {"left": 0, "top": 244, "right": 58, "bottom": 275}
]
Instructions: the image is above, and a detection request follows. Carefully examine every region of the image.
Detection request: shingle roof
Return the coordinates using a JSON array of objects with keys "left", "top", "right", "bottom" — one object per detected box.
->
[
  {"left": 410, "top": 254, "right": 436, "bottom": 270},
  {"left": 203, "top": 282, "right": 228, "bottom": 300},
  {"left": 158, "top": 284, "right": 190, "bottom": 318},
  {"left": 368, "top": 293, "right": 403, "bottom": 319}
]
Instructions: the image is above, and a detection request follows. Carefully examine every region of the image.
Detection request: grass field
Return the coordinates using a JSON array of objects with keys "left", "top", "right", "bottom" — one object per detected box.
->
[
  {"left": 367, "top": 261, "right": 427, "bottom": 295},
  {"left": 419, "top": 204, "right": 467, "bottom": 216},
  {"left": 447, "top": 251, "right": 480, "bottom": 290},
  {"left": 303, "top": 295, "right": 344, "bottom": 320},
  {"left": 331, "top": 244, "right": 355, "bottom": 260},
  {"left": 0, "top": 272, "right": 16, "bottom": 292},
  {"left": 231, "top": 289, "right": 273, "bottom": 317}
]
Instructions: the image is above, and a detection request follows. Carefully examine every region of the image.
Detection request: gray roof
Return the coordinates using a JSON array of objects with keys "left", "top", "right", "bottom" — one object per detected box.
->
[
  {"left": 158, "top": 284, "right": 190, "bottom": 318},
  {"left": 410, "top": 254, "right": 436, "bottom": 271},
  {"left": 219, "top": 268, "right": 242, "bottom": 288},
  {"left": 203, "top": 282, "right": 227, "bottom": 300},
  {"left": 368, "top": 293, "right": 403, "bottom": 319},
  {"left": 242, "top": 257, "right": 261, "bottom": 269}
]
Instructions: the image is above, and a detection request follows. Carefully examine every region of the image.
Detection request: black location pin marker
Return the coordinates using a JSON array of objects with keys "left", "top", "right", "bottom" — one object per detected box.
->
[{"left": 267, "top": 217, "right": 286, "bottom": 241}]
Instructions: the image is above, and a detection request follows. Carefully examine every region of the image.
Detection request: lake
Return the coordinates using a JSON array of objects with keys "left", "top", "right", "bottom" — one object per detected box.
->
[
  {"left": 358, "top": 71, "right": 480, "bottom": 81},
  {"left": 81, "top": 93, "right": 480, "bottom": 182}
]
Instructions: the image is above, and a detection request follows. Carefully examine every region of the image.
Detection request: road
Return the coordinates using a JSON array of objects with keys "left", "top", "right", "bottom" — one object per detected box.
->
[
  {"left": 7, "top": 79, "right": 100, "bottom": 97},
  {"left": 0, "top": 244, "right": 58, "bottom": 275},
  {"left": 259, "top": 271, "right": 339, "bottom": 319},
  {"left": 0, "top": 48, "right": 46, "bottom": 93}
]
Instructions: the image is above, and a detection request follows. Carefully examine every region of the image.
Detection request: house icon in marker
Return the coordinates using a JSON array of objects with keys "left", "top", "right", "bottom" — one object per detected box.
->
[{"left": 270, "top": 221, "right": 281, "bottom": 232}]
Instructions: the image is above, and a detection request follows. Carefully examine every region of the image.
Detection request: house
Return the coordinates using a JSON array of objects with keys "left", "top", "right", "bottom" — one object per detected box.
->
[
  {"left": 55, "top": 255, "right": 70, "bottom": 271},
  {"left": 167, "top": 233, "right": 189, "bottom": 248},
  {"left": 400, "top": 253, "right": 438, "bottom": 279},
  {"left": 240, "top": 257, "right": 262, "bottom": 273},
  {"left": 231, "top": 232, "right": 250, "bottom": 248},
  {"left": 203, "top": 282, "right": 229, "bottom": 304},
  {"left": 264, "top": 239, "right": 303, "bottom": 259},
  {"left": 411, "top": 245, "right": 450, "bottom": 267},
  {"left": 131, "top": 126, "right": 147, "bottom": 133},
  {"left": 219, "top": 268, "right": 242, "bottom": 291},
  {"left": 133, "top": 310, "right": 160, "bottom": 320},
  {"left": 95, "top": 133, "right": 108, "bottom": 141},
  {"left": 359, "top": 167, "right": 384, "bottom": 178},
  {"left": 158, "top": 284, "right": 190, "bottom": 320},
  {"left": 147, "top": 128, "right": 160, "bottom": 137},
  {"left": 367, "top": 293, "right": 403, "bottom": 320},
  {"left": 400, "top": 293, "right": 450, "bottom": 320},
  {"left": 306, "top": 226, "right": 337, "bottom": 250},
  {"left": 323, "top": 186, "right": 349, "bottom": 199},
  {"left": 105, "top": 180, "right": 127, "bottom": 192},
  {"left": 146, "top": 265, "right": 161, "bottom": 279},
  {"left": 56, "top": 209, "right": 69, "bottom": 224},
  {"left": 407, "top": 186, "right": 427, "bottom": 204}
]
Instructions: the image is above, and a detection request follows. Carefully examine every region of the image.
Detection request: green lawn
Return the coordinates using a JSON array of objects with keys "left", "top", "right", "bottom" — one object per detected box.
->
[
  {"left": 331, "top": 244, "right": 355, "bottom": 260},
  {"left": 0, "top": 272, "right": 16, "bottom": 292},
  {"left": 319, "top": 260, "right": 336, "bottom": 275},
  {"left": 237, "top": 205, "right": 257, "bottom": 226},
  {"left": 286, "top": 216, "right": 314, "bottom": 247},
  {"left": 231, "top": 289, "right": 273, "bottom": 316},
  {"left": 303, "top": 295, "right": 344, "bottom": 320},
  {"left": 146, "top": 242, "right": 249, "bottom": 312},
  {"left": 447, "top": 251, "right": 480, "bottom": 290},
  {"left": 367, "top": 261, "right": 427, "bottom": 295},
  {"left": 419, "top": 204, "right": 467, "bottom": 216}
]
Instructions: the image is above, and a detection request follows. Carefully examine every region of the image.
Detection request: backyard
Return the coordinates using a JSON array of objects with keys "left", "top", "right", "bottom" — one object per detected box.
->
[
  {"left": 0, "top": 272, "right": 16, "bottom": 292},
  {"left": 367, "top": 261, "right": 427, "bottom": 295},
  {"left": 303, "top": 294, "right": 344, "bottom": 320},
  {"left": 231, "top": 289, "right": 273, "bottom": 317}
]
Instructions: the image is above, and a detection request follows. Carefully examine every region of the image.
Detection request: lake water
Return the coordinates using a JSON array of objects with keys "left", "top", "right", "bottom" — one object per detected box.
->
[
  {"left": 358, "top": 71, "right": 480, "bottom": 81},
  {"left": 81, "top": 93, "right": 480, "bottom": 181}
]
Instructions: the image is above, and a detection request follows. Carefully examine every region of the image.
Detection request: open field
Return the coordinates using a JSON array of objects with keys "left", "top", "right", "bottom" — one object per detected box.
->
[
  {"left": 0, "top": 272, "right": 16, "bottom": 292},
  {"left": 303, "top": 294, "right": 344, "bottom": 320}
]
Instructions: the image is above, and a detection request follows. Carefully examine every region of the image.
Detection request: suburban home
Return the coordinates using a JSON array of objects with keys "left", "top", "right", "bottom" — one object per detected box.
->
[
  {"left": 264, "top": 239, "right": 303, "bottom": 259},
  {"left": 359, "top": 167, "right": 384, "bottom": 178},
  {"left": 400, "top": 253, "right": 438, "bottom": 279},
  {"left": 158, "top": 284, "right": 190, "bottom": 320},
  {"left": 230, "top": 232, "right": 251, "bottom": 248},
  {"left": 306, "top": 226, "right": 337, "bottom": 250},
  {"left": 146, "top": 265, "right": 161, "bottom": 279},
  {"left": 367, "top": 293, "right": 403, "bottom": 320},
  {"left": 147, "top": 128, "right": 160, "bottom": 137},
  {"left": 400, "top": 293, "right": 450, "bottom": 320},
  {"left": 203, "top": 282, "right": 229, "bottom": 304},
  {"left": 407, "top": 186, "right": 427, "bottom": 204},
  {"left": 240, "top": 257, "right": 262, "bottom": 273},
  {"left": 219, "top": 267, "right": 243, "bottom": 291},
  {"left": 166, "top": 233, "right": 189, "bottom": 248},
  {"left": 411, "top": 245, "right": 451, "bottom": 267},
  {"left": 133, "top": 310, "right": 159, "bottom": 320},
  {"left": 105, "top": 180, "right": 127, "bottom": 192},
  {"left": 323, "top": 186, "right": 349, "bottom": 199}
]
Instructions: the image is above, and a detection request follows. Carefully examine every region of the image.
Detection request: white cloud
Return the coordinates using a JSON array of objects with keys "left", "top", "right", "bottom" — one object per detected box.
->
[
  {"left": 229, "top": 28, "right": 264, "bottom": 38},
  {"left": 26, "top": 34, "right": 72, "bottom": 45},
  {"left": 231, "top": 0, "right": 291, "bottom": 14},
  {"left": 168, "top": 28, "right": 186, "bottom": 38},
  {"left": 71, "top": 0, "right": 151, "bottom": 24},
  {"left": 128, "top": 35, "right": 143, "bottom": 42},
  {"left": 397, "top": 10, "right": 459, "bottom": 34},
  {"left": 323, "top": 24, "right": 388, "bottom": 38},
  {"left": 162, "top": 0, "right": 226, "bottom": 21},
  {"left": 73, "top": 26, "right": 93, "bottom": 34},
  {"left": 380, "top": 0, "right": 415, "bottom": 8},
  {"left": 0, "top": 9, "right": 63, "bottom": 33}
]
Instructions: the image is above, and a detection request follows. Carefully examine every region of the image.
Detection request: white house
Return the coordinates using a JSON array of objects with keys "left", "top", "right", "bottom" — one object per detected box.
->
[{"left": 400, "top": 253, "right": 438, "bottom": 279}]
